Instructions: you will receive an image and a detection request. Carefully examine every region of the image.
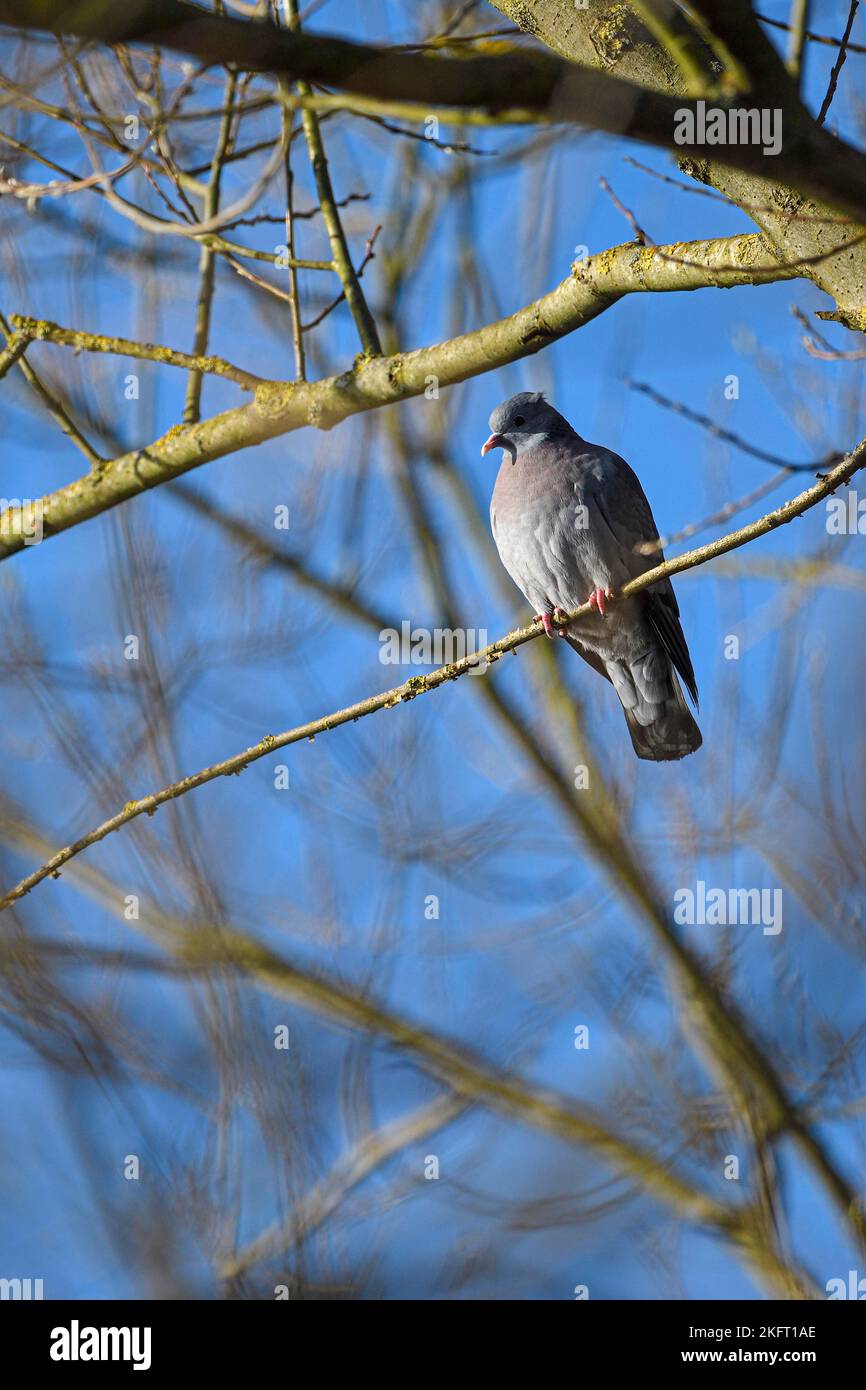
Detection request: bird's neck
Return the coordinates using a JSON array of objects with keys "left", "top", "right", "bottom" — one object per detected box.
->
[{"left": 514, "top": 424, "right": 580, "bottom": 458}]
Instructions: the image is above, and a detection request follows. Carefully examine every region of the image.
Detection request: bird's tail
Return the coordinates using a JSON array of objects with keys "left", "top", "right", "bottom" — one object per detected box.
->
[
  {"left": 606, "top": 652, "right": 702, "bottom": 762},
  {"left": 620, "top": 678, "right": 702, "bottom": 761}
]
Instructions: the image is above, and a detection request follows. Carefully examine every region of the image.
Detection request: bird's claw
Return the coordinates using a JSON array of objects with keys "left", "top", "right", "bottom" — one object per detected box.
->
[
  {"left": 587, "top": 588, "right": 613, "bottom": 618},
  {"left": 534, "top": 608, "right": 569, "bottom": 638}
]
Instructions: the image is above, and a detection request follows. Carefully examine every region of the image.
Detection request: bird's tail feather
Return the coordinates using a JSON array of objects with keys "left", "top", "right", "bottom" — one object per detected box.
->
[
  {"left": 602, "top": 647, "right": 701, "bottom": 762},
  {"left": 563, "top": 633, "right": 701, "bottom": 761},
  {"left": 620, "top": 671, "right": 701, "bottom": 761}
]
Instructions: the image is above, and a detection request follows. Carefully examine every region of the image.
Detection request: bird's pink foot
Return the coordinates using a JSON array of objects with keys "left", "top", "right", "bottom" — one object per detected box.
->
[
  {"left": 587, "top": 588, "right": 613, "bottom": 618},
  {"left": 534, "top": 608, "right": 569, "bottom": 638}
]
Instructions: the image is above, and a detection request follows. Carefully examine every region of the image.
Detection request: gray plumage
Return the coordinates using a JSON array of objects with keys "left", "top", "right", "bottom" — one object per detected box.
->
[{"left": 483, "top": 392, "right": 701, "bottom": 761}]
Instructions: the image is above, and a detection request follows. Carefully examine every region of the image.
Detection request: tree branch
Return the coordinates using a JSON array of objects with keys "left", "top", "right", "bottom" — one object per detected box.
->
[
  {"left": 9, "top": 314, "right": 267, "bottom": 389},
  {"left": 4, "top": 0, "right": 866, "bottom": 221},
  {"left": 491, "top": 0, "right": 866, "bottom": 327},
  {"left": 284, "top": 0, "right": 381, "bottom": 356},
  {"left": 0, "top": 231, "right": 801, "bottom": 559},
  {"left": 183, "top": 64, "right": 238, "bottom": 423}
]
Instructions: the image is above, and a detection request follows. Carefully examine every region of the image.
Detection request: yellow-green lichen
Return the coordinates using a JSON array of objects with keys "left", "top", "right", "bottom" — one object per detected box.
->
[
  {"left": 593, "top": 246, "right": 621, "bottom": 277},
  {"left": 160, "top": 424, "right": 187, "bottom": 445},
  {"left": 400, "top": 674, "right": 430, "bottom": 700},
  {"left": 732, "top": 236, "right": 759, "bottom": 267},
  {"left": 632, "top": 244, "right": 658, "bottom": 277},
  {"left": 253, "top": 381, "right": 295, "bottom": 418},
  {"left": 387, "top": 355, "right": 404, "bottom": 395},
  {"left": 590, "top": 5, "right": 642, "bottom": 68}
]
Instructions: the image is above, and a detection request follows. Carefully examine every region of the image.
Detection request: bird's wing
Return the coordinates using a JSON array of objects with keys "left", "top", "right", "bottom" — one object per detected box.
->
[
  {"left": 586, "top": 452, "right": 672, "bottom": 587},
  {"left": 587, "top": 451, "right": 698, "bottom": 704}
]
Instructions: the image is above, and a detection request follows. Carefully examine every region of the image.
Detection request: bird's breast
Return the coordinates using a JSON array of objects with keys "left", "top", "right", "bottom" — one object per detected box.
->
[{"left": 491, "top": 483, "right": 597, "bottom": 616}]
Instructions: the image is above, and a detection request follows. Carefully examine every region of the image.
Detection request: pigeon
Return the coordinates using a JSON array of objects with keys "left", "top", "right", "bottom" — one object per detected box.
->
[{"left": 481, "top": 391, "right": 701, "bottom": 761}]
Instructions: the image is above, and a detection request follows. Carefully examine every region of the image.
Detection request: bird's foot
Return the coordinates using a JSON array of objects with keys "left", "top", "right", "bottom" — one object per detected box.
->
[
  {"left": 587, "top": 588, "right": 613, "bottom": 618},
  {"left": 534, "top": 609, "right": 569, "bottom": 638}
]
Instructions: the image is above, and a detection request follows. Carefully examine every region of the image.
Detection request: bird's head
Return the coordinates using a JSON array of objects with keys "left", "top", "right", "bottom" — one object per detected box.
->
[{"left": 480, "top": 392, "right": 563, "bottom": 463}]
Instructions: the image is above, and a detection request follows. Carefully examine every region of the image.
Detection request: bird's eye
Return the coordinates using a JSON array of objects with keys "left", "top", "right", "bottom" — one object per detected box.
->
[{"left": 513, "top": 415, "right": 525, "bottom": 427}]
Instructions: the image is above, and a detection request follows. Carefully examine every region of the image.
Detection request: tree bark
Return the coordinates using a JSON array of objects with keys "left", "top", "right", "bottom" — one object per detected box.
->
[{"left": 492, "top": 0, "right": 866, "bottom": 328}]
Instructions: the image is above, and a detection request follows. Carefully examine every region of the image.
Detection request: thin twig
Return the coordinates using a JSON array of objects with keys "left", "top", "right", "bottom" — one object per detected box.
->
[
  {"left": 786, "top": 0, "right": 812, "bottom": 80},
  {"left": 185, "top": 65, "right": 238, "bottom": 424},
  {"left": 220, "top": 189, "right": 370, "bottom": 227},
  {"left": 0, "top": 330, "right": 30, "bottom": 379},
  {"left": 639, "top": 470, "right": 795, "bottom": 555},
  {"left": 600, "top": 176, "right": 863, "bottom": 278},
  {"left": 284, "top": 0, "right": 381, "bottom": 355},
  {"left": 302, "top": 225, "right": 381, "bottom": 331},
  {"left": 274, "top": 12, "right": 307, "bottom": 384},
  {"left": 757, "top": 8, "right": 866, "bottom": 55},
  {"left": 0, "top": 309, "right": 105, "bottom": 467},
  {"left": 623, "top": 156, "right": 852, "bottom": 226},
  {"left": 350, "top": 106, "right": 493, "bottom": 156},
  {"left": 818, "top": 0, "right": 860, "bottom": 125},
  {"left": 8, "top": 314, "right": 267, "bottom": 388},
  {"left": 223, "top": 251, "right": 323, "bottom": 304},
  {"left": 624, "top": 378, "right": 841, "bottom": 472},
  {"left": 792, "top": 304, "right": 866, "bottom": 360}
]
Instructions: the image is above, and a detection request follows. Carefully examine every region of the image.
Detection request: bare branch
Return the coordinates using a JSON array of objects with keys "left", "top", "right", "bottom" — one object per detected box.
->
[
  {"left": 5, "top": 0, "right": 866, "bottom": 221},
  {"left": 9, "top": 313, "right": 267, "bottom": 389},
  {"left": 0, "top": 231, "right": 803, "bottom": 559}
]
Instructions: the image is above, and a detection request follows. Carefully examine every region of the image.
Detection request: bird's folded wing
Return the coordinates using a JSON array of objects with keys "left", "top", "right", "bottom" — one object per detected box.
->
[{"left": 587, "top": 455, "right": 698, "bottom": 704}]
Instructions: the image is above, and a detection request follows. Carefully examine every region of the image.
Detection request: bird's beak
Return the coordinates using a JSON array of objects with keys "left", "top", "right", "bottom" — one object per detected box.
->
[{"left": 480, "top": 433, "right": 503, "bottom": 457}]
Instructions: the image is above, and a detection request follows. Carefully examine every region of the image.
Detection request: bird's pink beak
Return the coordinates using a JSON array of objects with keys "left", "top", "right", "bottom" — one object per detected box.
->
[{"left": 481, "top": 433, "right": 503, "bottom": 457}]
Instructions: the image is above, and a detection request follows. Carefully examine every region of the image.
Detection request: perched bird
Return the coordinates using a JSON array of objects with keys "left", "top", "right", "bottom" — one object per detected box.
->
[{"left": 482, "top": 391, "right": 701, "bottom": 761}]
